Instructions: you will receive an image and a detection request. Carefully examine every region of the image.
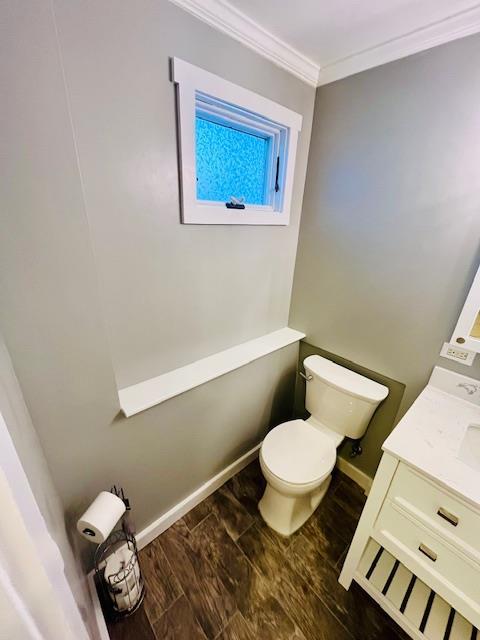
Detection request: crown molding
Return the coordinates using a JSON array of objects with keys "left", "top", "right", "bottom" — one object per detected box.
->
[
  {"left": 170, "top": 0, "right": 480, "bottom": 89},
  {"left": 168, "top": 0, "right": 320, "bottom": 87},
  {"left": 317, "top": 5, "right": 480, "bottom": 86}
]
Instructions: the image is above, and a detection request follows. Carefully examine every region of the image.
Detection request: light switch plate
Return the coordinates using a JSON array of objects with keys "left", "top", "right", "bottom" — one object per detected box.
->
[{"left": 440, "top": 342, "right": 476, "bottom": 366}]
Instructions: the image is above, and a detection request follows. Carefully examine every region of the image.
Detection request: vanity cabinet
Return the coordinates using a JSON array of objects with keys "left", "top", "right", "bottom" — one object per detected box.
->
[
  {"left": 384, "top": 464, "right": 480, "bottom": 561},
  {"left": 339, "top": 453, "right": 480, "bottom": 640}
]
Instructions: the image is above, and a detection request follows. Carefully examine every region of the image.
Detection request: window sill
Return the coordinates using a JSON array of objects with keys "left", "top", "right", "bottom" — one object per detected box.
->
[{"left": 118, "top": 327, "right": 305, "bottom": 417}]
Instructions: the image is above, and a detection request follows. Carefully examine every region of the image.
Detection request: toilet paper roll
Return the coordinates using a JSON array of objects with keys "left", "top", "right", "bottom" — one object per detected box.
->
[
  {"left": 77, "top": 491, "right": 126, "bottom": 543},
  {"left": 104, "top": 546, "right": 140, "bottom": 593},
  {"left": 113, "top": 583, "right": 141, "bottom": 612}
]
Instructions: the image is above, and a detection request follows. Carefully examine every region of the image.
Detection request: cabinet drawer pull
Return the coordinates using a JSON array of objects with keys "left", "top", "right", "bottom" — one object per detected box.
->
[
  {"left": 437, "top": 507, "right": 459, "bottom": 527},
  {"left": 418, "top": 543, "right": 437, "bottom": 562}
]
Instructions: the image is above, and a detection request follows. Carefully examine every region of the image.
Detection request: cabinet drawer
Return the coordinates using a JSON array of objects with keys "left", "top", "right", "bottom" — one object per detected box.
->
[
  {"left": 387, "top": 463, "right": 480, "bottom": 560},
  {"left": 374, "top": 498, "right": 480, "bottom": 626}
]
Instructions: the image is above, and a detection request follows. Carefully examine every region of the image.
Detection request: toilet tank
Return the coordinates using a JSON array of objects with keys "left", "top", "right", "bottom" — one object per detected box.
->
[{"left": 303, "top": 355, "right": 389, "bottom": 440}]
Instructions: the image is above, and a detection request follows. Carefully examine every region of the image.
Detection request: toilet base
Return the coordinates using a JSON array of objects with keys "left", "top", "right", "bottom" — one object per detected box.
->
[{"left": 258, "top": 475, "right": 332, "bottom": 537}]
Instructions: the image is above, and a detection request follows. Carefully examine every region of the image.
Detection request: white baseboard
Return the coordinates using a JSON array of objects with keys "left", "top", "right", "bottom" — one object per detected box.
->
[
  {"left": 125, "top": 444, "right": 369, "bottom": 553},
  {"left": 336, "top": 456, "right": 373, "bottom": 495},
  {"left": 87, "top": 570, "right": 110, "bottom": 640},
  {"left": 88, "top": 442, "right": 369, "bottom": 640},
  {"left": 135, "top": 443, "right": 261, "bottom": 550},
  {"left": 135, "top": 444, "right": 370, "bottom": 551},
  {"left": 86, "top": 443, "right": 261, "bottom": 638}
]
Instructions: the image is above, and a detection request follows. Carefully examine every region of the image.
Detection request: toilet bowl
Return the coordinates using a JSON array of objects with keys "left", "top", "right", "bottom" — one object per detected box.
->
[
  {"left": 259, "top": 420, "right": 336, "bottom": 536},
  {"left": 258, "top": 355, "right": 389, "bottom": 536}
]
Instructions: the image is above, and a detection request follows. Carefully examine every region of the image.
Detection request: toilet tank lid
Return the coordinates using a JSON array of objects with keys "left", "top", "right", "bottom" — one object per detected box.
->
[{"left": 303, "top": 355, "right": 389, "bottom": 404}]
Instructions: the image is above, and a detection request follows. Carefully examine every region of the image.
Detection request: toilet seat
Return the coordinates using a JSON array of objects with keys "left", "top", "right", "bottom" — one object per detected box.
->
[{"left": 261, "top": 420, "right": 336, "bottom": 485}]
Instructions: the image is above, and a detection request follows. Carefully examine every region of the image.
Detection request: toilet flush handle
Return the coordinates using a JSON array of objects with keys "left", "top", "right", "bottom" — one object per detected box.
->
[{"left": 299, "top": 371, "right": 313, "bottom": 382}]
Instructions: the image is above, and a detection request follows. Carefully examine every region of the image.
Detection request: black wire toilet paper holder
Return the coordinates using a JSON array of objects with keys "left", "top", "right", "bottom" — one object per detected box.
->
[{"left": 94, "top": 487, "right": 145, "bottom": 621}]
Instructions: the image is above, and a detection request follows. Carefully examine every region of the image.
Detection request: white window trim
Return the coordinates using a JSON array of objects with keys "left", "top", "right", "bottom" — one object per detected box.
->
[{"left": 172, "top": 57, "right": 302, "bottom": 225}]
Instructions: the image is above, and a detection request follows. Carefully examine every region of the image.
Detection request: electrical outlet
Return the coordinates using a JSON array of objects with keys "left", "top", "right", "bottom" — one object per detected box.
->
[{"left": 440, "top": 342, "right": 476, "bottom": 366}]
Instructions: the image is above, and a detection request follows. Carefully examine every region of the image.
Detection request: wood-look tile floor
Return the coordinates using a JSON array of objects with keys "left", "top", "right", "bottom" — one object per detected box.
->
[{"left": 106, "top": 462, "right": 409, "bottom": 640}]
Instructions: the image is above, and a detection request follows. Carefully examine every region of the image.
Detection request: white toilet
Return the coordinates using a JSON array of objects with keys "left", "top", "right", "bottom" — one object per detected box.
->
[{"left": 259, "top": 355, "right": 389, "bottom": 536}]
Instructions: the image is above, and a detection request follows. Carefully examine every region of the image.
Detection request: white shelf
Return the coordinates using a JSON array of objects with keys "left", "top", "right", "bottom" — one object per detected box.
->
[{"left": 118, "top": 327, "right": 305, "bottom": 417}]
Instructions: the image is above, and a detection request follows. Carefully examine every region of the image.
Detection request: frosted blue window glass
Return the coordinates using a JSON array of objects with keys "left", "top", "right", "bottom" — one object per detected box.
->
[{"left": 195, "top": 116, "right": 269, "bottom": 205}]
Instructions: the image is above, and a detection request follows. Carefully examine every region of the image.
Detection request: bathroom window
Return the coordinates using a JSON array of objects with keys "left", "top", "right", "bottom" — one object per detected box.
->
[
  {"left": 195, "top": 108, "right": 270, "bottom": 206},
  {"left": 173, "top": 58, "right": 302, "bottom": 225}
]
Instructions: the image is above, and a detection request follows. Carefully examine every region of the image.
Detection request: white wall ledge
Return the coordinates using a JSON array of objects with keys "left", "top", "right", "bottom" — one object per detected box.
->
[{"left": 118, "top": 327, "right": 305, "bottom": 417}]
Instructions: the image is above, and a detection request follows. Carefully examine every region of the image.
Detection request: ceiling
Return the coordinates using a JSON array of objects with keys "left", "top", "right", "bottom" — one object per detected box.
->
[
  {"left": 229, "top": 0, "right": 479, "bottom": 66},
  {"left": 171, "top": 0, "right": 480, "bottom": 85}
]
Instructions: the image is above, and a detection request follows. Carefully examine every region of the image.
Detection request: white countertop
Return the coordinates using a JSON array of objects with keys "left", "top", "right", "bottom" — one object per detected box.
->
[{"left": 383, "top": 367, "right": 480, "bottom": 510}]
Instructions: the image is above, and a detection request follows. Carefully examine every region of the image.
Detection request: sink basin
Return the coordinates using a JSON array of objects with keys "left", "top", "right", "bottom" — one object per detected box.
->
[{"left": 457, "top": 423, "right": 480, "bottom": 471}]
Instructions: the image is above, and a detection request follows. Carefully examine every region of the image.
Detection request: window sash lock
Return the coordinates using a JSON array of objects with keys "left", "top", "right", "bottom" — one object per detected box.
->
[
  {"left": 225, "top": 202, "right": 245, "bottom": 209},
  {"left": 226, "top": 197, "right": 245, "bottom": 210}
]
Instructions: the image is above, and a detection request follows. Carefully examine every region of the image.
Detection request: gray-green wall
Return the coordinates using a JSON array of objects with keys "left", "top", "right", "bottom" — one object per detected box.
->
[
  {"left": 0, "top": 0, "right": 314, "bottom": 560},
  {"left": 4, "top": 0, "right": 480, "bottom": 586},
  {"left": 290, "top": 34, "right": 480, "bottom": 477},
  {"left": 54, "top": 0, "right": 315, "bottom": 388}
]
